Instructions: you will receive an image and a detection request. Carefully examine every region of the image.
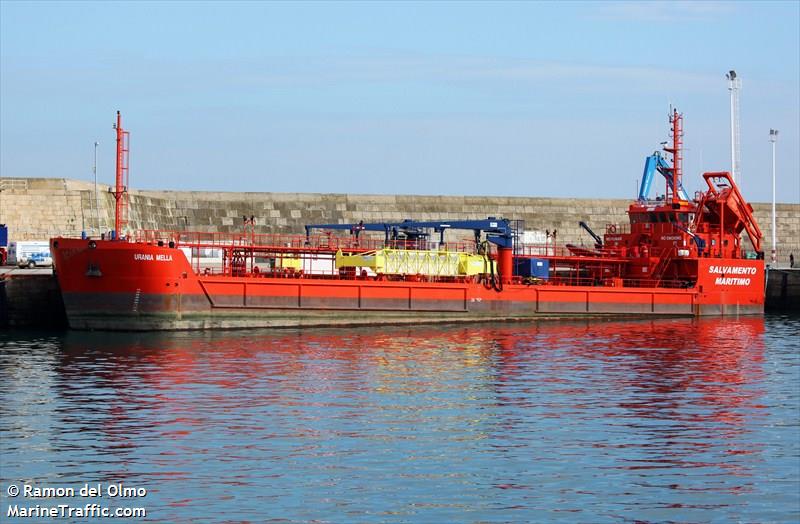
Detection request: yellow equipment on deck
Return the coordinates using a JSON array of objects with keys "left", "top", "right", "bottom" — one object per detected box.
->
[
  {"left": 335, "top": 249, "right": 493, "bottom": 277},
  {"left": 276, "top": 256, "right": 303, "bottom": 270}
]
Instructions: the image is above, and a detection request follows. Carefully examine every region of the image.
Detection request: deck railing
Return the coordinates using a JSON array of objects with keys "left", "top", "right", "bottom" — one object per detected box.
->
[{"left": 130, "top": 229, "right": 480, "bottom": 254}]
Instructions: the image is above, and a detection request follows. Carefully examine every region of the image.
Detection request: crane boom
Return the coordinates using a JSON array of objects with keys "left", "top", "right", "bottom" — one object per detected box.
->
[{"left": 638, "top": 151, "right": 689, "bottom": 201}]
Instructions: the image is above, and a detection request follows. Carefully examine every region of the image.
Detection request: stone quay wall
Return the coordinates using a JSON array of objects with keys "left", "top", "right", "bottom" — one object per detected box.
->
[{"left": 1, "top": 177, "right": 798, "bottom": 263}]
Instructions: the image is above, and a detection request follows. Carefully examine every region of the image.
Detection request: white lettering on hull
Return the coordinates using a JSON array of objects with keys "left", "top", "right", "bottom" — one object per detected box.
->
[
  {"left": 714, "top": 276, "right": 751, "bottom": 286},
  {"left": 707, "top": 264, "right": 758, "bottom": 286},
  {"left": 134, "top": 253, "right": 173, "bottom": 262},
  {"left": 708, "top": 265, "right": 757, "bottom": 276}
]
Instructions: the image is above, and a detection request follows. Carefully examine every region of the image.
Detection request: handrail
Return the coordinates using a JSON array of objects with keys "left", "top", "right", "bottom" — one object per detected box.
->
[{"left": 130, "top": 229, "right": 479, "bottom": 254}]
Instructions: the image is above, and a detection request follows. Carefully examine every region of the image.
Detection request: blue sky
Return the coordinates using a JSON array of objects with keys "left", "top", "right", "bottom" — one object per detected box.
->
[{"left": 1, "top": 1, "right": 798, "bottom": 203}]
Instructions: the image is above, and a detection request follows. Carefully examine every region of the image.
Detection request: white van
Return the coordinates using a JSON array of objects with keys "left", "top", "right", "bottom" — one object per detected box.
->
[{"left": 8, "top": 241, "right": 53, "bottom": 268}]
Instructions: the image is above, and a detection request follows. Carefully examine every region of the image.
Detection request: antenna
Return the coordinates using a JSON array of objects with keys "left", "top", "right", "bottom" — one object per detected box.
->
[
  {"left": 662, "top": 108, "right": 683, "bottom": 204},
  {"left": 726, "top": 70, "right": 742, "bottom": 187}
]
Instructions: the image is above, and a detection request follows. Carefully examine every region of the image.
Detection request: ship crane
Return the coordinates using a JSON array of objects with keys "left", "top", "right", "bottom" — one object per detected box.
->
[
  {"left": 638, "top": 151, "right": 690, "bottom": 202},
  {"left": 692, "top": 172, "right": 763, "bottom": 257},
  {"left": 578, "top": 221, "right": 603, "bottom": 249},
  {"left": 306, "top": 218, "right": 513, "bottom": 249}
]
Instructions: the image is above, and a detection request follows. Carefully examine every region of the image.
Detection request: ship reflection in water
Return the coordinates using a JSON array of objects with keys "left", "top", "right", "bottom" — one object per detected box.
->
[{"left": 1, "top": 317, "right": 798, "bottom": 523}]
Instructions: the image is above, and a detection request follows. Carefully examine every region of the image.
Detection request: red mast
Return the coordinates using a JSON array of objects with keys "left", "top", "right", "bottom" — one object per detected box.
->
[
  {"left": 113, "top": 111, "right": 130, "bottom": 238},
  {"left": 663, "top": 108, "right": 683, "bottom": 204}
]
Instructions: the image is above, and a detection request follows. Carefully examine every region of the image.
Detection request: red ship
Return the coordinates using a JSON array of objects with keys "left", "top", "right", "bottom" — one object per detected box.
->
[{"left": 51, "top": 110, "right": 765, "bottom": 330}]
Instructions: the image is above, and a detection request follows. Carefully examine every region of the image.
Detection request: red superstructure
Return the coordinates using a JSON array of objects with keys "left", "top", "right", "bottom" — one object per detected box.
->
[{"left": 50, "top": 110, "right": 765, "bottom": 330}]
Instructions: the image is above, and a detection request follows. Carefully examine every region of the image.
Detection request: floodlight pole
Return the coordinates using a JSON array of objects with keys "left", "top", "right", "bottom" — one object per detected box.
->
[
  {"left": 769, "top": 129, "right": 778, "bottom": 265},
  {"left": 726, "top": 70, "right": 741, "bottom": 186}
]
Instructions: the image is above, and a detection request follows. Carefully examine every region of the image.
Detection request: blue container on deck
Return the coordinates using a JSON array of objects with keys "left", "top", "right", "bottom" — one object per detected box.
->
[{"left": 515, "top": 258, "right": 549, "bottom": 279}]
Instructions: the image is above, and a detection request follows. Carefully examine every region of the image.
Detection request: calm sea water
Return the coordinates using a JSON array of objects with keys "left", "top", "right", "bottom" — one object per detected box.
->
[{"left": 1, "top": 316, "right": 798, "bottom": 523}]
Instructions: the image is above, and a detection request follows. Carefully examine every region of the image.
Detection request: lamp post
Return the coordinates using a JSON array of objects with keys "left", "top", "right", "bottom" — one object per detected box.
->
[
  {"left": 726, "top": 70, "right": 741, "bottom": 186},
  {"left": 769, "top": 129, "right": 778, "bottom": 265},
  {"left": 93, "top": 141, "right": 100, "bottom": 234}
]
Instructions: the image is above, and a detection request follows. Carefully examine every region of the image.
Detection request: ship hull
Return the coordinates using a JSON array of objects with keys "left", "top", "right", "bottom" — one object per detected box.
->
[{"left": 51, "top": 238, "right": 764, "bottom": 331}]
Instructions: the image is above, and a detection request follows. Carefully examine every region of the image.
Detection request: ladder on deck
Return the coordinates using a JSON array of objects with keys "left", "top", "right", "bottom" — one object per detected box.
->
[{"left": 650, "top": 247, "right": 675, "bottom": 285}]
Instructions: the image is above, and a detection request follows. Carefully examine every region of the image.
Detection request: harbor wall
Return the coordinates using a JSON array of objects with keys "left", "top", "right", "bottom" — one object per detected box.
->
[
  {"left": 0, "top": 273, "right": 67, "bottom": 328},
  {"left": 765, "top": 268, "right": 800, "bottom": 311},
  {"left": 1, "top": 177, "right": 799, "bottom": 264}
]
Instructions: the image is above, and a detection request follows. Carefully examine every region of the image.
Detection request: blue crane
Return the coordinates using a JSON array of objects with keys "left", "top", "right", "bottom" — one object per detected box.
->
[
  {"left": 305, "top": 218, "right": 514, "bottom": 248},
  {"left": 639, "top": 151, "right": 690, "bottom": 202}
]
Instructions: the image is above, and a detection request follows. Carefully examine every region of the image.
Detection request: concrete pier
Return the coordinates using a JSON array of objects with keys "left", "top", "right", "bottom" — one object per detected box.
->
[
  {"left": 766, "top": 268, "right": 800, "bottom": 312},
  {"left": 0, "top": 269, "right": 67, "bottom": 329}
]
